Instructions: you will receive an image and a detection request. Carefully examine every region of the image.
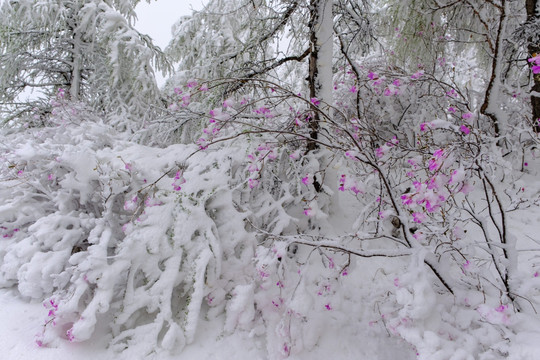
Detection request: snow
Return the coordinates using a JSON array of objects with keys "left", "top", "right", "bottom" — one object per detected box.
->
[{"left": 0, "top": 286, "right": 416, "bottom": 360}]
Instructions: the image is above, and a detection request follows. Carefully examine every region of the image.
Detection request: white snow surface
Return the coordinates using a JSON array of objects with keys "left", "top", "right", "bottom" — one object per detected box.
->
[{"left": 0, "top": 286, "right": 415, "bottom": 360}]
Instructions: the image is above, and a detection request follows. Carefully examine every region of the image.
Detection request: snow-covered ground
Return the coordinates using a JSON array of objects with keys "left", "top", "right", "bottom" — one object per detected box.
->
[{"left": 0, "top": 287, "right": 415, "bottom": 359}]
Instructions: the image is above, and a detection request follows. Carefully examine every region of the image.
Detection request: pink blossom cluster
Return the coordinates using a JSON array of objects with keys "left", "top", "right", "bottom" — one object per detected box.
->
[
  {"left": 401, "top": 151, "right": 473, "bottom": 223},
  {"left": 1, "top": 226, "right": 19, "bottom": 238},
  {"left": 338, "top": 174, "right": 364, "bottom": 195},
  {"left": 36, "top": 299, "right": 60, "bottom": 346},
  {"left": 172, "top": 170, "right": 186, "bottom": 191},
  {"left": 529, "top": 54, "right": 540, "bottom": 74},
  {"left": 375, "top": 136, "right": 399, "bottom": 159},
  {"left": 246, "top": 143, "right": 277, "bottom": 189}
]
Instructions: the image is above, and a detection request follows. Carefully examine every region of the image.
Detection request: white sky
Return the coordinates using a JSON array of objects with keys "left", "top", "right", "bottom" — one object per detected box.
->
[
  {"left": 135, "top": 0, "right": 205, "bottom": 85},
  {"left": 134, "top": 0, "right": 205, "bottom": 49}
]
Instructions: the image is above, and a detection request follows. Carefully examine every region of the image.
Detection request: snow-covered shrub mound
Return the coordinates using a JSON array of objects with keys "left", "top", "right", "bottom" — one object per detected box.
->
[
  {"left": 2, "top": 84, "right": 540, "bottom": 359},
  {"left": 0, "top": 113, "right": 255, "bottom": 353}
]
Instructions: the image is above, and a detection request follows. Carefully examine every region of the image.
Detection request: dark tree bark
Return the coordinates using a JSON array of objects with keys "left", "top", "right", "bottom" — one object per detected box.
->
[{"left": 526, "top": 0, "right": 540, "bottom": 132}]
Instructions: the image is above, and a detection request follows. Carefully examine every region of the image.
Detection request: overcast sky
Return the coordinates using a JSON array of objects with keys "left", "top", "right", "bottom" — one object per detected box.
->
[
  {"left": 134, "top": 0, "right": 205, "bottom": 85},
  {"left": 135, "top": 0, "right": 205, "bottom": 49}
]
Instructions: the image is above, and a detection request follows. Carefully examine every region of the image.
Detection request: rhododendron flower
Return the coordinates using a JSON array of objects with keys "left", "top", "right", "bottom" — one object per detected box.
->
[
  {"left": 181, "top": 95, "right": 191, "bottom": 107},
  {"left": 529, "top": 55, "right": 540, "bottom": 73},
  {"left": 420, "top": 122, "right": 433, "bottom": 132},
  {"left": 66, "top": 328, "right": 75, "bottom": 342},
  {"left": 459, "top": 182, "right": 474, "bottom": 194},
  {"left": 401, "top": 194, "right": 413, "bottom": 206},
  {"left": 124, "top": 195, "right": 138, "bottom": 211},
  {"left": 460, "top": 125, "right": 470, "bottom": 134},
  {"left": 310, "top": 97, "right": 320, "bottom": 106},
  {"left": 303, "top": 208, "right": 313, "bottom": 216},
  {"left": 222, "top": 99, "right": 234, "bottom": 108},
  {"left": 412, "top": 212, "right": 427, "bottom": 223},
  {"left": 448, "top": 106, "right": 457, "bottom": 113},
  {"left": 186, "top": 79, "right": 198, "bottom": 88},
  {"left": 199, "top": 84, "right": 209, "bottom": 92},
  {"left": 289, "top": 150, "right": 301, "bottom": 160},
  {"left": 172, "top": 170, "right": 186, "bottom": 191},
  {"left": 375, "top": 146, "right": 388, "bottom": 158},
  {"left": 254, "top": 106, "right": 273, "bottom": 117},
  {"left": 301, "top": 175, "right": 313, "bottom": 186},
  {"left": 462, "top": 112, "right": 473, "bottom": 120},
  {"left": 410, "top": 71, "right": 423, "bottom": 80},
  {"left": 197, "top": 138, "right": 208, "bottom": 150},
  {"left": 449, "top": 169, "right": 465, "bottom": 184},
  {"left": 368, "top": 71, "right": 378, "bottom": 80},
  {"left": 349, "top": 85, "right": 358, "bottom": 93},
  {"left": 248, "top": 178, "right": 259, "bottom": 189},
  {"left": 339, "top": 174, "right": 346, "bottom": 191}
]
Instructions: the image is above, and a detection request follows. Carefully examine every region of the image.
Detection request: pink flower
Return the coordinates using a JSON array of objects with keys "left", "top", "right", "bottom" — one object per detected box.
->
[
  {"left": 248, "top": 178, "right": 259, "bottom": 189},
  {"left": 401, "top": 194, "right": 413, "bottom": 206},
  {"left": 459, "top": 182, "right": 474, "bottom": 194},
  {"left": 223, "top": 99, "right": 234, "bottom": 108},
  {"left": 349, "top": 85, "right": 358, "bottom": 93},
  {"left": 186, "top": 79, "right": 198, "bottom": 88},
  {"left": 410, "top": 71, "right": 423, "bottom": 80},
  {"left": 181, "top": 95, "right": 191, "bottom": 107},
  {"left": 66, "top": 328, "right": 75, "bottom": 342},
  {"left": 325, "top": 304, "right": 332, "bottom": 310},
  {"left": 412, "top": 212, "right": 426, "bottom": 223},
  {"left": 533, "top": 65, "right": 540, "bottom": 74},
  {"left": 448, "top": 106, "right": 457, "bottom": 113},
  {"left": 304, "top": 208, "right": 313, "bottom": 216},
  {"left": 394, "top": 278, "right": 400, "bottom": 287},
  {"left": 289, "top": 150, "right": 301, "bottom": 160},
  {"left": 433, "top": 149, "right": 445, "bottom": 159},
  {"left": 48, "top": 173, "right": 55, "bottom": 181},
  {"left": 460, "top": 125, "right": 470, "bottom": 135},
  {"left": 301, "top": 175, "right": 313, "bottom": 186},
  {"left": 528, "top": 55, "right": 540, "bottom": 65},
  {"left": 172, "top": 170, "right": 186, "bottom": 191},
  {"left": 197, "top": 138, "right": 208, "bottom": 150},
  {"left": 462, "top": 112, "right": 473, "bottom": 120},
  {"left": 368, "top": 72, "right": 378, "bottom": 80},
  {"left": 199, "top": 84, "right": 209, "bottom": 92},
  {"left": 310, "top": 97, "right": 320, "bottom": 106}
]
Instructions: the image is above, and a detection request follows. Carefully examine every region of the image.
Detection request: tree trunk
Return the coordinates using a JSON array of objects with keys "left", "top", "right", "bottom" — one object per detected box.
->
[
  {"left": 307, "top": 0, "right": 333, "bottom": 156},
  {"left": 526, "top": 0, "right": 540, "bottom": 133}
]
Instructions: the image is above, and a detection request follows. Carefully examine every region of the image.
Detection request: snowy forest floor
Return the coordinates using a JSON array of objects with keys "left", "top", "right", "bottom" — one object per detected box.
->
[{"left": 0, "top": 287, "right": 415, "bottom": 359}]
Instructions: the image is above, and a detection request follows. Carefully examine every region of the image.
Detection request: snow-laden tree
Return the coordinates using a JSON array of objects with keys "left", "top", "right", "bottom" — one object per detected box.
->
[
  {"left": 2, "top": 0, "right": 540, "bottom": 359},
  {"left": 379, "top": 0, "right": 540, "bottom": 134},
  {"left": 0, "top": 0, "right": 171, "bottom": 128}
]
